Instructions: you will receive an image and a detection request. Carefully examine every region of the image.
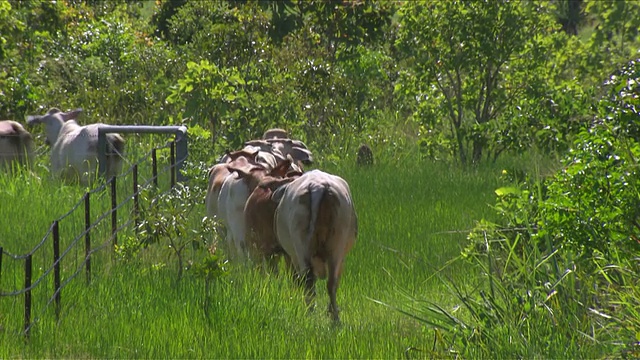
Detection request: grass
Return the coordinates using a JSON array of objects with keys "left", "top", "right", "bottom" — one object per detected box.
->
[{"left": 0, "top": 153, "right": 506, "bottom": 358}]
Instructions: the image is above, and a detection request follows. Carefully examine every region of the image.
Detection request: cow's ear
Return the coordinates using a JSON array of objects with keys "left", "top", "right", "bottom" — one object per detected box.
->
[
  {"left": 270, "top": 158, "right": 292, "bottom": 178},
  {"left": 291, "top": 147, "right": 313, "bottom": 163},
  {"left": 271, "top": 185, "right": 287, "bottom": 203},
  {"left": 61, "top": 108, "right": 83, "bottom": 121},
  {"left": 263, "top": 177, "right": 295, "bottom": 191},
  {"left": 227, "top": 164, "right": 250, "bottom": 178},
  {"left": 245, "top": 139, "right": 270, "bottom": 147}
]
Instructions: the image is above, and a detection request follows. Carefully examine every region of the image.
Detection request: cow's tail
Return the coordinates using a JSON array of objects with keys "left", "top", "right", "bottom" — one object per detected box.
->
[
  {"left": 9, "top": 123, "right": 34, "bottom": 161},
  {"left": 307, "top": 183, "right": 332, "bottom": 279},
  {"left": 106, "top": 133, "right": 125, "bottom": 157},
  {"left": 105, "top": 133, "right": 125, "bottom": 176}
]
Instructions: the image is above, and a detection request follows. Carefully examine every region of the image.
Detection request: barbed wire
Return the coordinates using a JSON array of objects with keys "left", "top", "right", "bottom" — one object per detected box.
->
[
  {"left": 1, "top": 140, "right": 178, "bottom": 298},
  {"left": 1, "top": 222, "right": 55, "bottom": 260},
  {"left": 24, "top": 217, "right": 135, "bottom": 335}
]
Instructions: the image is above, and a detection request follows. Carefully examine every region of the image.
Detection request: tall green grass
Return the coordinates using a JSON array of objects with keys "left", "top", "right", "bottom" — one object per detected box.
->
[
  {"left": 0, "top": 143, "right": 177, "bottom": 339},
  {"left": 1, "top": 156, "right": 504, "bottom": 358}
]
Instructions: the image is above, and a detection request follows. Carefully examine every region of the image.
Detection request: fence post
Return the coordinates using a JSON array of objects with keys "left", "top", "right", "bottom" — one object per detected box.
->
[
  {"left": 133, "top": 164, "right": 139, "bottom": 230},
  {"left": 152, "top": 149, "right": 158, "bottom": 188},
  {"left": 24, "top": 254, "right": 32, "bottom": 337},
  {"left": 84, "top": 192, "right": 91, "bottom": 284},
  {"left": 111, "top": 176, "right": 117, "bottom": 246},
  {"left": 170, "top": 141, "right": 176, "bottom": 189},
  {"left": 53, "top": 221, "right": 61, "bottom": 319},
  {"left": 175, "top": 127, "right": 189, "bottom": 182}
]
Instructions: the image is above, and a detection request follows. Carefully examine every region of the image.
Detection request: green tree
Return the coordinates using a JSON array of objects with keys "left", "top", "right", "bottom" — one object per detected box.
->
[
  {"left": 539, "top": 58, "right": 640, "bottom": 261},
  {"left": 396, "top": 1, "right": 568, "bottom": 164},
  {"left": 0, "top": 0, "right": 70, "bottom": 118},
  {"left": 583, "top": 0, "right": 640, "bottom": 76},
  {"left": 241, "top": 0, "right": 396, "bottom": 51}
]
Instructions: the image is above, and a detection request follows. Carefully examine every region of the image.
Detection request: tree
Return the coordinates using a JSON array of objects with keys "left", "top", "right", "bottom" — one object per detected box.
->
[
  {"left": 583, "top": 0, "right": 640, "bottom": 75},
  {"left": 396, "top": 1, "right": 565, "bottom": 164}
]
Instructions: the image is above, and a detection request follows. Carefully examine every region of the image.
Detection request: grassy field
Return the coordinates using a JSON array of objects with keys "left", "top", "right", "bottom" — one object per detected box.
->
[{"left": 0, "top": 154, "right": 506, "bottom": 358}]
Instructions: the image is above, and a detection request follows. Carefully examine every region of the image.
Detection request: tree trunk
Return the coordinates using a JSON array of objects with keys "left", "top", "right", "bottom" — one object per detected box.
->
[
  {"left": 472, "top": 139, "right": 484, "bottom": 164},
  {"left": 456, "top": 130, "right": 467, "bottom": 165}
]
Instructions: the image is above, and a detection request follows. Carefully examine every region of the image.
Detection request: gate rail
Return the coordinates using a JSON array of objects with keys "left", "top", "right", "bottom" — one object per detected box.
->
[{"left": 98, "top": 125, "right": 188, "bottom": 181}]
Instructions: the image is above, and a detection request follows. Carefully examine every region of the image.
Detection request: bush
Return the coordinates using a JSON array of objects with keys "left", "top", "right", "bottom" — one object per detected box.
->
[{"left": 387, "top": 59, "right": 640, "bottom": 358}]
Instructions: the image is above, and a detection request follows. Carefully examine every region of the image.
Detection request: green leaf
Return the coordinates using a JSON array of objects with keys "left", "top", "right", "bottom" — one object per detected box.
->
[{"left": 495, "top": 187, "right": 521, "bottom": 196}]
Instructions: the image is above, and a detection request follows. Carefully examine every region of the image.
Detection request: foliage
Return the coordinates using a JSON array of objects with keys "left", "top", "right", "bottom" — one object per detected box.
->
[
  {"left": 2, "top": 1, "right": 640, "bottom": 357},
  {"left": 553, "top": 0, "right": 585, "bottom": 36},
  {"left": 539, "top": 59, "right": 640, "bottom": 261},
  {"left": 387, "top": 219, "right": 640, "bottom": 358},
  {"left": 1, "top": 0, "right": 637, "bottom": 159},
  {"left": 0, "top": 0, "right": 49, "bottom": 118},
  {"left": 583, "top": 0, "right": 640, "bottom": 76},
  {"left": 406, "top": 57, "right": 640, "bottom": 357},
  {"left": 161, "top": 1, "right": 399, "bottom": 156},
  {"left": 38, "top": 3, "right": 176, "bottom": 122},
  {"left": 137, "top": 183, "right": 219, "bottom": 280},
  {"left": 395, "top": 1, "right": 580, "bottom": 164},
  {"left": 167, "top": 60, "right": 250, "bottom": 148},
  {"left": 155, "top": 1, "right": 271, "bottom": 68},
  {"left": 266, "top": 0, "right": 395, "bottom": 50}
]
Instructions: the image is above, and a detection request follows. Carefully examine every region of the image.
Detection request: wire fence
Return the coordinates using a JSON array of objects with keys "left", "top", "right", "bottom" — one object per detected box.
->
[{"left": 0, "top": 137, "right": 184, "bottom": 337}]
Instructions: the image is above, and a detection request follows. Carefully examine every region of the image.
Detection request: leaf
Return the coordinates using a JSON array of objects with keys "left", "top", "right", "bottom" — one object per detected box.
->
[{"left": 495, "top": 187, "right": 521, "bottom": 196}]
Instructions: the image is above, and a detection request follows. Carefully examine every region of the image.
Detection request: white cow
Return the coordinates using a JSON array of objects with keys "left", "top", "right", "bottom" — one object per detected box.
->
[
  {"left": 271, "top": 169, "right": 358, "bottom": 321},
  {"left": 26, "top": 108, "right": 125, "bottom": 185},
  {"left": 206, "top": 148, "right": 260, "bottom": 219},
  {"left": 0, "top": 120, "right": 35, "bottom": 171}
]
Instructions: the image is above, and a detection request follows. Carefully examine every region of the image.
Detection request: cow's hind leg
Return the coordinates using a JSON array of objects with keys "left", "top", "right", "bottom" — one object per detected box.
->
[
  {"left": 327, "top": 256, "right": 343, "bottom": 322},
  {"left": 303, "top": 266, "right": 316, "bottom": 312}
]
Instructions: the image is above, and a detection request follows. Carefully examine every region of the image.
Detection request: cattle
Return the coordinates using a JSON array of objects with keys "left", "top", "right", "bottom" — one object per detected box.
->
[
  {"left": 205, "top": 146, "right": 294, "bottom": 255},
  {"left": 271, "top": 170, "right": 358, "bottom": 321},
  {"left": 205, "top": 148, "right": 260, "bottom": 220},
  {"left": 0, "top": 120, "right": 35, "bottom": 171},
  {"left": 220, "top": 158, "right": 292, "bottom": 259},
  {"left": 229, "top": 167, "right": 303, "bottom": 268},
  {"left": 244, "top": 138, "right": 313, "bottom": 170},
  {"left": 356, "top": 143, "right": 374, "bottom": 166},
  {"left": 26, "top": 108, "right": 125, "bottom": 185},
  {"left": 268, "top": 139, "right": 313, "bottom": 167},
  {"left": 220, "top": 143, "right": 286, "bottom": 171}
]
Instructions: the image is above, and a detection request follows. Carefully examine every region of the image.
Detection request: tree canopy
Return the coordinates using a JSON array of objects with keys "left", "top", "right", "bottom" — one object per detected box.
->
[{"left": 0, "top": 0, "right": 638, "bottom": 162}]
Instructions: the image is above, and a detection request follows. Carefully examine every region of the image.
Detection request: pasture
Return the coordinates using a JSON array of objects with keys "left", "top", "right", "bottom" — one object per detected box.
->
[{"left": 0, "top": 152, "right": 505, "bottom": 358}]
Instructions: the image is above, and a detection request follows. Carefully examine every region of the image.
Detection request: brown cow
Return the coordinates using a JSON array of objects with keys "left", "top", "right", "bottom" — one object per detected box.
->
[
  {"left": 240, "top": 170, "right": 302, "bottom": 268},
  {"left": 222, "top": 158, "right": 292, "bottom": 259}
]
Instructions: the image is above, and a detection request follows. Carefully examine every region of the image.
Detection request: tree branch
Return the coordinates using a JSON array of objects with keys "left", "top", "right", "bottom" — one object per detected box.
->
[{"left": 433, "top": 66, "right": 457, "bottom": 132}]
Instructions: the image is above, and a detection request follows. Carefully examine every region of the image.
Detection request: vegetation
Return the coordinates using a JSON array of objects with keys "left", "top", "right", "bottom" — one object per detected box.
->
[
  {"left": 1, "top": 0, "right": 639, "bottom": 358},
  {"left": 1, "top": 155, "right": 501, "bottom": 358}
]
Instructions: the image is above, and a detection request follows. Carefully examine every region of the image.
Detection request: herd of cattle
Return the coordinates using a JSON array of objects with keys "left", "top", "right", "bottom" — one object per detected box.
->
[
  {"left": 1, "top": 111, "right": 359, "bottom": 321},
  {"left": 205, "top": 128, "right": 358, "bottom": 321}
]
